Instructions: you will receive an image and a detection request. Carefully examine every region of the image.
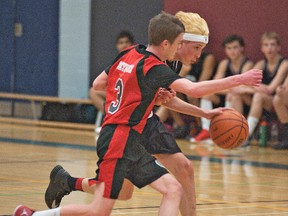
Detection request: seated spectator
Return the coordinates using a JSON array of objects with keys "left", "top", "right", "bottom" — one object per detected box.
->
[
  {"left": 241, "top": 32, "right": 288, "bottom": 146},
  {"left": 89, "top": 30, "right": 134, "bottom": 132},
  {"left": 191, "top": 34, "right": 254, "bottom": 142},
  {"left": 156, "top": 52, "right": 217, "bottom": 138},
  {"left": 272, "top": 75, "right": 288, "bottom": 149}
]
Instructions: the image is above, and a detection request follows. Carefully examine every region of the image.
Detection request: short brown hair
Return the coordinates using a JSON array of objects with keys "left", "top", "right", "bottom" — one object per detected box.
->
[
  {"left": 148, "top": 12, "right": 185, "bottom": 46},
  {"left": 222, "top": 34, "right": 245, "bottom": 47},
  {"left": 261, "top": 32, "right": 281, "bottom": 45}
]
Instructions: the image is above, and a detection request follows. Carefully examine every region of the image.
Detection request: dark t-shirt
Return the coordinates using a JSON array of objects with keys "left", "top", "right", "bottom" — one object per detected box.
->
[{"left": 262, "top": 57, "right": 285, "bottom": 84}]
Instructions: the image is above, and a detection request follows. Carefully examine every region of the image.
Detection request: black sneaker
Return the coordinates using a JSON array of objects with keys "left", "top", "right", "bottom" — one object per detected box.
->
[
  {"left": 272, "top": 141, "right": 288, "bottom": 150},
  {"left": 45, "top": 165, "right": 72, "bottom": 209}
]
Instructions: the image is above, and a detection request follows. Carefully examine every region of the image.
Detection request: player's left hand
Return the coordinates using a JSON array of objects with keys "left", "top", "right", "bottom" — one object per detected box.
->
[
  {"left": 205, "top": 107, "right": 234, "bottom": 120},
  {"left": 155, "top": 88, "right": 176, "bottom": 106}
]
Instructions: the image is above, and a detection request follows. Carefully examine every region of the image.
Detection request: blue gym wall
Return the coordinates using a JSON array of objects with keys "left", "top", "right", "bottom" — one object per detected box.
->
[
  {"left": 0, "top": 0, "right": 163, "bottom": 98},
  {"left": 0, "top": 0, "right": 15, "bottom": 93},
  {"left": 0, "top": 0, "right": 59, "bottom": 96}
]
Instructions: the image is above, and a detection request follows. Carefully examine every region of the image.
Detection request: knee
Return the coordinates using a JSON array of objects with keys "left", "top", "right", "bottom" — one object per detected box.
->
[
  {"left": 118, "top": 190, "right": 133, "bottom": 200},
  {"left": 273, "top": 94, "right": 282, "bottom": 106},
  {"left": 165, "top": 179, "right": 184, "bottom": 200},
  {"left": 174, "top": 159, "right": 194, "bottom": 179}
]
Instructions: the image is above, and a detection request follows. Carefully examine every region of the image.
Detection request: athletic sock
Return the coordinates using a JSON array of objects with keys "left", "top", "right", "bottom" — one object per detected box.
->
[
  {"left": 33, "top": 208, "right": 60, "bottom": 216},
  {"left": 225, "top": 101, "right": 232, "bottom": 108},
  {"left": 200, "top": 99, "right": 213, "bottom": 130},
  {"left": 247, "top": 116, "right": 259, "bottom": 136},
  {"left": 67, "top": 177, "right": 84, "bottom": 191}
]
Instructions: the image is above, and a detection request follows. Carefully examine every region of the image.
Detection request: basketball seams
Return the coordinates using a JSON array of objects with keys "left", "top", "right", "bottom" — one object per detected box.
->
[
  {"left": 209, "top": 110, "right": 249, "bottom": 149},
  {"left": 211, "top": 118, "right": 246, "bottom": 125},
  {"left": 211, "top": 125, "right": 242, "bottom": 142},
  {"left": 230, "top": 114, "right": 245, "bottom": 149}
]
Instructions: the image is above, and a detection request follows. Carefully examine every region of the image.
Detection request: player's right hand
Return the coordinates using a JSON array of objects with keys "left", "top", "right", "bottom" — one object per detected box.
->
[{"left": 240, "top": 69, "right": 263, "bottom": 87}]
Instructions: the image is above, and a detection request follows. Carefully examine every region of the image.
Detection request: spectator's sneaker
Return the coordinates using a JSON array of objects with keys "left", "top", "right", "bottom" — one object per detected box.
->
[
  {"left": 45, "top": 165, "right": 72, "bottom": 209},
  {"left": 241, "top": 136, "right": 252, "bottom": 148},
  {"left": 13, "top": 205, "right": 34, "bottom": 216},
  {"left": 190, "top": 129, "right": 210, "bottom": 142},
  {"left": 173, "top": 125, "right": 190, "bottom": 139},
  {"left": 272, "top": 141, "right": 288, "bottom": 150}
]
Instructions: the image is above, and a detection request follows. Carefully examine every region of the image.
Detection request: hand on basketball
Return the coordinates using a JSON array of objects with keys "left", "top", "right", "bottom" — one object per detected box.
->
[
  {"left": 155, "top": 88, "right": 176, "bottom": 105},
  {"left": 209, "top": 110, "right": 249, "bottom": 149},
  {"left": 240, "top": 69, "right": 263, "bottom": 87},
  {"left": 205, "top": 107, "right": 234, "bottom": 120}
]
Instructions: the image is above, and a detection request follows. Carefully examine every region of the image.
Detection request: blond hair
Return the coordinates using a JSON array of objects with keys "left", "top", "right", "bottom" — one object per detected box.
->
[
  {"left": 175, "top": 11, "right": 209, "bottom": 36},
  {"left": 261, "top": 32, "right": 281, "bottom": 45}
]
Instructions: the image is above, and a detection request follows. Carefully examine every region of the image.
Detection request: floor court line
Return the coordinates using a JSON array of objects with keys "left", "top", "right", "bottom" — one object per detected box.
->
[
  {"left": 200, "top": 198, "right": 288, "bottom": 212},
  {"left": 1, "top": 136, "right": 288, "bottom": 171}
]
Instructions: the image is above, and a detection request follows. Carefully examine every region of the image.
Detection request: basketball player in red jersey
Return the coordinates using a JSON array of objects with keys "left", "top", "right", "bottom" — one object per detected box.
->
[
  {"left": 13, "top": 12, "right": 186, "bottom": 216},
  {"left": 40, "top": 12, "right": 262, "bottom": 216}
]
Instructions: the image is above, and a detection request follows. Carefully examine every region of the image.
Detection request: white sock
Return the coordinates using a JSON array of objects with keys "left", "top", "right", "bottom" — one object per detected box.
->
[
  {"left": 247, "top": 116, "right": 259, "bottom": 136},
  {"left": 225, "top": 101, "right": 232, "bottom": 108},
  {"left": 200, "top": 99, "right": 213, "bottom": 130},
  {"left": 33, "top": 208, "right": 60, "bottom": 216}
]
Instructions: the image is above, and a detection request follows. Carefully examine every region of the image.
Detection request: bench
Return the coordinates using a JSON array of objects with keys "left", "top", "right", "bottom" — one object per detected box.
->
[{"left": 0, "top": 92, "right": 100, "bottom": 130}]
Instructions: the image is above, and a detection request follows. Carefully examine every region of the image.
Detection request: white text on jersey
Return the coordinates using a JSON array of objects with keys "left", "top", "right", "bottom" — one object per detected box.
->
[{"left": 117, "top": 61, "right": 134, "bottom": 74}]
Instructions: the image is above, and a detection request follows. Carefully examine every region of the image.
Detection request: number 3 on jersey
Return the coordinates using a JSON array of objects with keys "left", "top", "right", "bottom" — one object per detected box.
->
[{"left": 108, "top": 78, "right": 123, "bottom": 114}]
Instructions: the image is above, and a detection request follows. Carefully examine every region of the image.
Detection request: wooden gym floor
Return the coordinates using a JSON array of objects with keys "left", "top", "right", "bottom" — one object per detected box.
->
[{"left": 0, "top": 122, "right": 288, "bottom": 215}]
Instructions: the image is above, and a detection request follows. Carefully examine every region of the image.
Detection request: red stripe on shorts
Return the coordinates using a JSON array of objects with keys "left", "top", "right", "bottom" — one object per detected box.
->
[{"left": 99, "top": 125, "right": 130, "bottom": 198}]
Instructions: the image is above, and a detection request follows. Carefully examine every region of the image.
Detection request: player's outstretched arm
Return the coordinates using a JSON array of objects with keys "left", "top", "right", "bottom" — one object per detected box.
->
[
  {"left": 163, "top": 96, "right": 231, "bottom": 119},
  {"left": 170, "top": 69, "right": 262, "bottom": 98}
]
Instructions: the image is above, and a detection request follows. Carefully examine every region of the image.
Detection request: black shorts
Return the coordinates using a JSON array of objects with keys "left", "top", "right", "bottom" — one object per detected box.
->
[
  {"left": 95, "top": 124, "right": 168, "bottom": 199},
  {"left": 141, "top": 114, "right": 182, "bottom": 154}
]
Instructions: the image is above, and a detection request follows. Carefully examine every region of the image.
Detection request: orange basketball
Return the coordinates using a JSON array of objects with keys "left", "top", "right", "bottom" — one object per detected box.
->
[{"left": 209, "top": 110, "right": 249, "bottom": 149}]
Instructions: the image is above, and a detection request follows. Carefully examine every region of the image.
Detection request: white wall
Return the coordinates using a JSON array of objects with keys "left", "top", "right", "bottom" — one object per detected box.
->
[{"left": 58, "top": 0, "right": 91, "bottom": 98}]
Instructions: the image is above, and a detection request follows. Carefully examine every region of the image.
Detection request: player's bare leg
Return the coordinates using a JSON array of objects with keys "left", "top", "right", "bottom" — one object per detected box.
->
[
  {"left": 149, "top": 173, "right": 183, "bottom": 216},
  {"left": 155, "top": 153, "right": 196, "bottom": 216},
  {"left": 58, "top": 182, "right": 115, "bottom": 216}
]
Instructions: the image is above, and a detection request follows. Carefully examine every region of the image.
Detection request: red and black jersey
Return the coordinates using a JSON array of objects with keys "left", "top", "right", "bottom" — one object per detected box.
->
[{"left": 103, "top": 44, "right": 180, "bottom": 133}]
